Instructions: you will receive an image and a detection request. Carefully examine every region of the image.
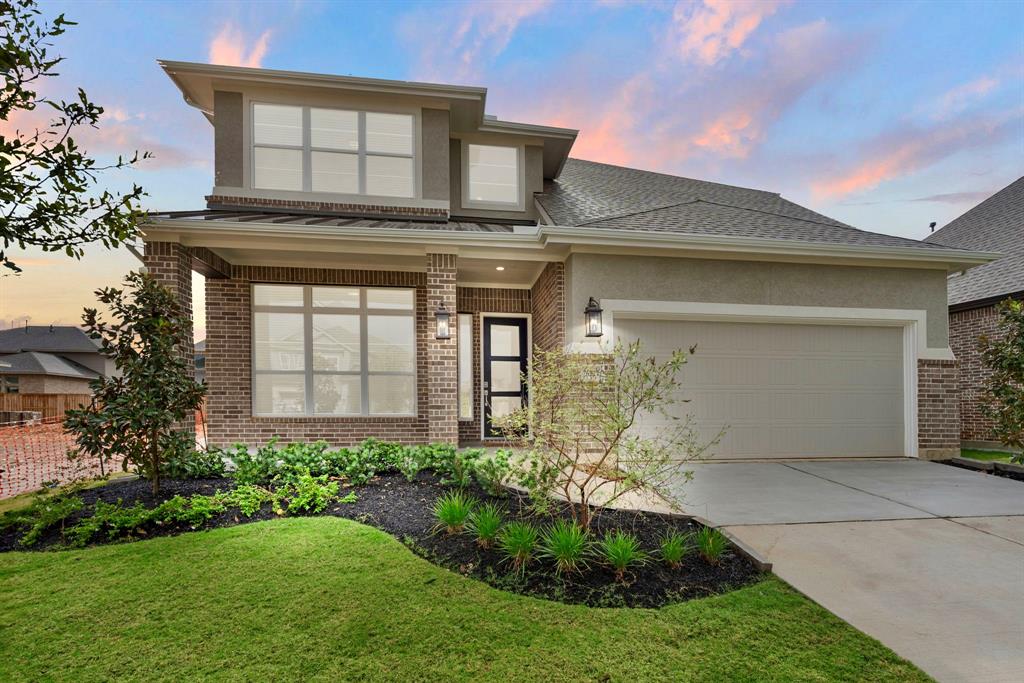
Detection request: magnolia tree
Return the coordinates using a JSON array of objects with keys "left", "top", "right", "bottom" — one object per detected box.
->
[
  {"left": 498, "top": 341, "right": 720, "bottom": 529},
  {"left": 65, "top": 272, "right": 206, "bottom": 494},
  {"left": 980, "top": 299, "right": 1024, "bottom": 464}
]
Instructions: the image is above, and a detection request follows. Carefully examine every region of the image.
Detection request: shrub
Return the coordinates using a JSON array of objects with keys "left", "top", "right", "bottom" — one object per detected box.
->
[
  {"left": 284, "top": 470, "right": 339, "bottom": 514},
  {"left": 695, "top": 527, "right": 728, "bottom": 565},
  {"left": 980, "top": 299, "right": 1024, "bottom": 463},
  {"left": 466, "top": 502, "right": 503, "bottom": 548},
  {"left": 225, "top": 484, "right": 276, "bottom": 517},
  {"left": 498, "top": 521, "right": 539, "bottom": 572},
  {"left": 595, "top": 530, "right": 647, "bottom": 582},
  {"left": 659, "top": 531, "right": 689, "bottom": 569},
  {"left": 229, "top": 441, "right": 281, "bottom": 485},
  {"left": 65, "top": 499, "right": 153, "bottom": 547},
  {"left": 433, "top": 490, "right": 476, "bottom": 534},
  {"left": 539, "top": 519, "right": 589, "bottom": 574},
  {"left": 161, "top": 448, "right": 226, "bottom": 480},
  {"left": 277, "top": 440, "right": 332, "bottom": 479},
  {"left": 338, "top": 491, "right": 358, "bottom": 504},
  {"left": 17, "top": 496, "right": 85, "bottom": 547},
  {"left": 473, "top": 449, "right": 512, "bottom": 496},
  {"left": 177, "top": 494, "right": 227, "bottom": 527}
]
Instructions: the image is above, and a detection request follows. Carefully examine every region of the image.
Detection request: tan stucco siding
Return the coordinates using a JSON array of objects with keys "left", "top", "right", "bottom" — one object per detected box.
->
[
  {"left": 214, "top": 90, "right": 244, "bottom": 188},
  {"left": 565, "top": 253, "right": 950, "bottom": 348},
  {"left": 421, "top": 108, "right": 450, "bottom": 200}
]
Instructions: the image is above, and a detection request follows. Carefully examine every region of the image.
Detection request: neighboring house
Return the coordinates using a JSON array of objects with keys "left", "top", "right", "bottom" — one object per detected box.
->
[
  {"left": 0, "top": 326, "right": 109, "bottom": 394},
  {"left": 140, "top": 61, "right": 995, "bottom": 460},
  {"left": 924, "top": 176, "right": 1024, "bottom": 449}
]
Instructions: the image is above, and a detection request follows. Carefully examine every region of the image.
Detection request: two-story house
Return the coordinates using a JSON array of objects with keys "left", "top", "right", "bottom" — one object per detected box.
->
[{"left": 141, "top": 61, "right": 994, "bottom": 460}]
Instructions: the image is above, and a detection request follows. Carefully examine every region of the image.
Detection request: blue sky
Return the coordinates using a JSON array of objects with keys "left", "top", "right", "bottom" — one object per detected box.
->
[{"left": 2, "top": 0, "right": 1022, "bottom": 336}]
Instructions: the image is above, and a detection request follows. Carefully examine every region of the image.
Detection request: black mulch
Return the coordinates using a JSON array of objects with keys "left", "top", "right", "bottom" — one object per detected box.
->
[
  {"left": 0, "top": 472, "right": 764, "bottom": 608},
  {"left": 940, "top": 459, "right": 1024, "bottom": 482}
]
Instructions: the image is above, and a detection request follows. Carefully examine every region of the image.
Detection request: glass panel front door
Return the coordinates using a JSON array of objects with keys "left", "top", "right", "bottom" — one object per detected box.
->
[{"left": 483, "top": 317, "right": 528, "bottom": 438}]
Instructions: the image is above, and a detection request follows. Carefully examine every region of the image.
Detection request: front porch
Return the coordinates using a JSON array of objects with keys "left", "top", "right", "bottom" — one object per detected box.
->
[{"left": 141, "top": 231, "right": 564, "bottom": 450}]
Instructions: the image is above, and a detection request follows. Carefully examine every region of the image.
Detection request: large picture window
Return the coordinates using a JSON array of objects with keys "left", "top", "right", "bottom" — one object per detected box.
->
[
  {"left": 252, "top": 103, "right": 415, "bottom": 198},
  {"left": 252, "top": 284, "right": 416, "bottom": 417},
  {"left": 465, "top": 143, "right": 520, "bottom": 207}
]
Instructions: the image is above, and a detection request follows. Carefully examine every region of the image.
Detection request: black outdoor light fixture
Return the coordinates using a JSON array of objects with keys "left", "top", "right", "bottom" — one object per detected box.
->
[
  {"left": 584, "top": 297, "right": 603, "bottom": 338},
  {"left": 435, "top": 301, "right": 451, "bottom": 339}
]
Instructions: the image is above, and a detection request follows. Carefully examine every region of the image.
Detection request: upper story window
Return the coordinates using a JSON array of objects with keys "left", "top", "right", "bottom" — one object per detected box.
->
[
  {"left": 0, "top": 376, "right": 18, "bottom": 394},
  {"left": 252, "top": 103, "right": 415, "bottom": 198},
  {"left": 465, "top": 143, "right": 520, "bottom": 208}
]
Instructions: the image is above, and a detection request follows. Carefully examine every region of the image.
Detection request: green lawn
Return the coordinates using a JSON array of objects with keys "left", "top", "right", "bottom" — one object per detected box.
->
[
  {"left": 0, "top": 518, "right": 929, "bottom": 682},
  {"left": 960, "top": 448, "right": 1017, "bottom": 463}
]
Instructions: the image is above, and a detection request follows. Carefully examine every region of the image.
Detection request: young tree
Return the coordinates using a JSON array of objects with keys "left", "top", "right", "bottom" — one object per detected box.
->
[
  {"left": 65, "top": 272, "right": 205, "bottom": 495},
  {"left": 980, "top": 299, "right": 1024, "bottom": 464},
  {"left": 499, "top": 342, "right": 720, "bottom": 529},
  {"left": 1, "top": 0, "right": 148, "bottom": 274}
]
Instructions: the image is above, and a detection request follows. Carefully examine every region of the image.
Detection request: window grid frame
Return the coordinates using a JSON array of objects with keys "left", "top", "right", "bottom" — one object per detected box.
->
[{"left": 251, "top": 284, "right": 417, "bottom": 418}]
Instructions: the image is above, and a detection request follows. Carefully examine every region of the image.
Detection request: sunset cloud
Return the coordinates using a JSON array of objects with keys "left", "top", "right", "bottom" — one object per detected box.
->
[
  {"left": 209, "top": 23, "right": 272, "bottom": 68},
  {"left": 669, "top": 0, "right": 785, "bottom": 65}
]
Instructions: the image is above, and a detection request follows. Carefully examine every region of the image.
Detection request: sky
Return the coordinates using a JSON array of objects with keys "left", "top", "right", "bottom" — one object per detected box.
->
[{"left": 1, "top": 0, "right": 1022, "bottom": 341}]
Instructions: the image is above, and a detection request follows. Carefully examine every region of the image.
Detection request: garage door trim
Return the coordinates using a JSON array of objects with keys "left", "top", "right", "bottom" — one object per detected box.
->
[{"left": 584, "top": 300, "right": 955, "bottom": 460}]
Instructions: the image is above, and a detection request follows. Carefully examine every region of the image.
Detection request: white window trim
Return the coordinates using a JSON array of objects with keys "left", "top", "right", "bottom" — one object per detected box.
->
[
  {"left": 251, "top": 284, "right": 417, "bottom": 418},
  {"left": 461, "top": 140, "right": 525, "bottom": 211},
  {"left": 250, "top": 102, "right": 418, "bottom": 198}
]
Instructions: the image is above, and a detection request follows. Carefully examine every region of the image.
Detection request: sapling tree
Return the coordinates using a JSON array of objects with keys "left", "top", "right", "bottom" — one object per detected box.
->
[
  {"left": 498, "top": 341, "right": 720, "bottom": 529},
  {"left": 65, "top": 272, "right": 206, "bottom": 494},
  {"left": 980, "top": 299, "right": 1024, "bottom": 464},
  {"left": 1, "top": 0, "right": 148, "bottom": 274}
]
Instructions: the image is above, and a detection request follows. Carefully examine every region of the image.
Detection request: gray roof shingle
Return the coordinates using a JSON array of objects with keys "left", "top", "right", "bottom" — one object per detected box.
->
[
  {"left": 0, "top": 351, "right": 99, "bottom": 380},
  {"left": 0, "top": 326, "right": 99, "bottom": 354},
  {"left": 538, "top": 159, "right": 960, "bottom": 251},
  {"left": 924, "top": 176, "right": 1024, "bottom": 306}
]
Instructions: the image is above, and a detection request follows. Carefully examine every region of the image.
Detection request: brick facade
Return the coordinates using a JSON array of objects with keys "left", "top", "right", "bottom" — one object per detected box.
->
[
  {"left": 205, "top": 265, "right": 431, "bottom": 447},
  {"left": 949, "top": 304, "right": 1000, "bottom": 443},
  {"left": 917, "top": 358, "right": 959, "bottom": 459},
  {"left": 427, "top": 253, "right": 459, "bottom": 443},
  {"left": 206, "top": 194, "right": 448, "bottom": 220},
  {"left": 531, "top": 262, "right": 565, "bottom": 352}
]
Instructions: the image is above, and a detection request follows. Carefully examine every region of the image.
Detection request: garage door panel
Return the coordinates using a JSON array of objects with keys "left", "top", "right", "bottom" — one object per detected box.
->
[{"left": 617, "top": 319, "right": 905, "bottom": 459}]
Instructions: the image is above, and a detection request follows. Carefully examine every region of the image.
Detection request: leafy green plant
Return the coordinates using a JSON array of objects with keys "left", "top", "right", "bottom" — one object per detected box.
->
[
  {"left": 981, "top": 299, "right": 1024, "bottom": 464},
  {"left": 177, "top": 494, "right": 227, "bottom": 527},
  {"left": 466, "top": 502, "right": 503, "bottom": 548},
  {"left": 432, "top": 490, "right": 477, "bottom": 534},
  {"left": 284, "top": 469, "right": 339, "bottom": 514},
  {"left": 161, "top": 447, "right": 226, "bottom": 480},
  {"left": 659, "top": 531, "right": 690, "bottom": 569},
  {"left": 498, "top": 521, "right": 539, "bottom": 572},
  {"left": 228, "top": 441, "right": 281, "bottom": 485},
  {"left": 695, "top": 527, "right": 728, "bottom": 565},
  {"left": 595, "top": 530, "right": 647, "bottom": 582},
  {"left": 474, "top": 449, "right": 512, "bottom": 496},
  {"left": 17, "top": 496, "right": 84, "bottom": 547},
  {"left": 225, "top": 484, "right": 276, "bottom": 517},
  {"left": 338, "top": 491, "right": 358, "bottom": 504},
  {"left": 65, "top": 499, "right": 153, "bottom": 547},
  {"left": 539, "top": 519, "right": 589, "bottom": 574}
]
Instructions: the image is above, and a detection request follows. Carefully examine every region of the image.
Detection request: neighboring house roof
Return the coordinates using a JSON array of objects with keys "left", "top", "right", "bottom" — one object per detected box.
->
[
  {"left": 538, "top": 159, "right": 959, "bottom": 252},
  {"left": 924, "top": 176, "right": 1024, "bottom": 307},
  {"left": 0, "top": 326, "right": 100, "bottom": 354},
  {"left": 0, "top": 352, "right": 99, "bottom": 380}
]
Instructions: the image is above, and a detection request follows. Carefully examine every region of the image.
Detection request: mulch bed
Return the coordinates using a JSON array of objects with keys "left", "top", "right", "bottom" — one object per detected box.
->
[
  {"left": 941, "top": 459, "right": 1024, "bottom": 482},
  {"left": 0, "top": 472, "right": 763, "bottom": 608}
]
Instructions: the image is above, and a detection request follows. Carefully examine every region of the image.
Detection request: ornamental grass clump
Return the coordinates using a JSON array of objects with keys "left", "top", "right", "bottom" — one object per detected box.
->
[
  {"left": 498, "top": 521, "right": 539, "bottom": 572},
  {"left": 595, "top": 530, "right": 647, "bottom": 582},
  {"left": 659, "top": 530, "right": 690, "bottom": 569},
  {"left": 695, "top": 526, "right": 729, "bottom": 565},
  {"left": 433, "top": 490, "right": 477, "bottom": 535},
  {"left": 539, "top": 519, "right": 589, "bottom": 574},
  {"left": 466, "top": 502, "right": 503, "bottom": 548}
]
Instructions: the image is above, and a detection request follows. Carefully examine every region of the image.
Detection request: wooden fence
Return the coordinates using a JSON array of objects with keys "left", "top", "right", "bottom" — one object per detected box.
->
[{"left": 0, "top": 393, "right": 92, "bottom": 420}]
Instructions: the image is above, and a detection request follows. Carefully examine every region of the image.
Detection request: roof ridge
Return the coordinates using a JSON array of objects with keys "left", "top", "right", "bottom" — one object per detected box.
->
[{"left": 566, "top": 157, "right": 782, "bottom": 198}]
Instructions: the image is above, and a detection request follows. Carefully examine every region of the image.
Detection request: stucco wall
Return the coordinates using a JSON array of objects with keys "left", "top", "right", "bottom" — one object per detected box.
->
[
  {"left": 214, "top": 90, "right": 244, "bottom": 188},
  {"left": 421, "top": 108, "right": 450, "bottom": 201},
  {"left": 16, "top": 375, "right": 93, "bottom": 393},
  {"left": 565, "top": 253, "right": 950, "bottom": 349}
]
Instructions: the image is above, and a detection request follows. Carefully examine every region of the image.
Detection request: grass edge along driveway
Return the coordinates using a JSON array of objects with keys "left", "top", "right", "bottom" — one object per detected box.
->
[{"left": 0, "top": 517, "right": 930, "bottom": 682}]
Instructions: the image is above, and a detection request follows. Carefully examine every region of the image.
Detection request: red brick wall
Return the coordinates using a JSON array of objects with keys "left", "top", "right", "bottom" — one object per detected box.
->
[
  {"left": 142, "top": 242, "right": 194, "bottom": 375},
  {"left": 949, "top": 305, "right": 999, "bottom": 442},
  {"left": 531, "top": 262, "right": 565, "bottom": 352},
  {"left": 205, "top": 265, "right": 430, "bottom": 448},
  {"left": 456, "top": 287, "right": 532, "bottom": 445},
  {"left": 427, "top": 253, "right": 458, "bottom": 443},
  {"left": 206, "top": 194, "right": 448, "bottom": 219},
  {"left": 917, "top": 358, "right": 959, "bottom": 458}
]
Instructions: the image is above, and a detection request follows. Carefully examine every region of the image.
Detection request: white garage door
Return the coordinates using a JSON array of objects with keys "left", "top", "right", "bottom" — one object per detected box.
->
[{"left": 615, "top": 319, "right": 905, "bottom": 459}]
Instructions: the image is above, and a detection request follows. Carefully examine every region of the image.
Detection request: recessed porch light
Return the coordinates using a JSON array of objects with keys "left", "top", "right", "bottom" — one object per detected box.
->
[{"left": 495, "top": 266, "right": 505, "bottom": 271}]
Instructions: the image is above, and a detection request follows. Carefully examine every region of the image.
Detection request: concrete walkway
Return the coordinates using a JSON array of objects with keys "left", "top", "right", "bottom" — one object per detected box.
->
[{"left": 673, "top": 459, "right": 1024, "bottom": 683}]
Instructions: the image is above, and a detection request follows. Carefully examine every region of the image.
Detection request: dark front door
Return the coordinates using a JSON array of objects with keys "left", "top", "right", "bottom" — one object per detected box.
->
[{"left": 483, "top": 317, "right": 528, "bottom": 438}]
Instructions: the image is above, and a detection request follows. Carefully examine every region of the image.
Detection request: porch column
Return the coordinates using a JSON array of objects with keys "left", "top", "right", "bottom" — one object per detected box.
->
[
  {"left": 142, "top": 241, "right": 194, "bottom": 376},
  {"left": 427, "top": 251, "right": 458, "bottom": 443}
]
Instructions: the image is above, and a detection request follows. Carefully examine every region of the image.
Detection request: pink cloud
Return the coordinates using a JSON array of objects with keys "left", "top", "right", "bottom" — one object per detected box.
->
[
  {"left": 936, "top": 75, "right": 999, "bottom": 117},
  {"left": 209, "top": 24, "right": 272, "bottom": 68},
  {"left": 812, "top": 109, "right": 1021, "bottom": 198},
  {"left": 401, "top": 0, "right": 550, "bottom": 82},
  {"left": 669, "top": 0, "right": 786, "bottom": 65}
]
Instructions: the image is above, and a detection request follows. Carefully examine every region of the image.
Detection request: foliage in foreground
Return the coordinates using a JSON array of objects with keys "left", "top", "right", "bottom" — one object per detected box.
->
[
  {"left": 538, "top": 519, "right": 589, "bottom": 574},
  {"left": 64, "top": 272, "right": 206, "bottom": 495},
  {"left": 981, "top": 299, "right": 1024, "bottom": 464},
  {"left": 432, "top": 490, "right": 476, "bottom": 535},
  {"left": 498, "top": 342, "right": 720, "bottom": 528},
  {"left": 695, "top": 527, "right": 729, "bottom": 565},
  {"left": 595, "top": 530, "right": 647, "bottom": 582}
]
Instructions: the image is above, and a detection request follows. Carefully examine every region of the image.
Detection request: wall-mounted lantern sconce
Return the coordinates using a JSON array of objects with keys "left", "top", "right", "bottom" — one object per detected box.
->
[
  {"left": 435, "top": 301, "right": 451, "bottom": 340},
  {"left": 584, "top": 297, "right": 603, "bottom": 338}
]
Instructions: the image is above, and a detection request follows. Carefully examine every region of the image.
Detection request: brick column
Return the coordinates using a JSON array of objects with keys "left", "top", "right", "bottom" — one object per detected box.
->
[
  {"left": 917, "top": 358, "right": 959, "bottom": 460},
  {"left": 427, "top": 252, "right": 458, "bottom": 443}
]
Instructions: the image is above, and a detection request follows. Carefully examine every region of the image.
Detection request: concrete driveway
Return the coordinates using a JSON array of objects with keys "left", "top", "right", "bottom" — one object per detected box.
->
[{"left": 673, "top": 459, "right": 1024, "bottom": 683}]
